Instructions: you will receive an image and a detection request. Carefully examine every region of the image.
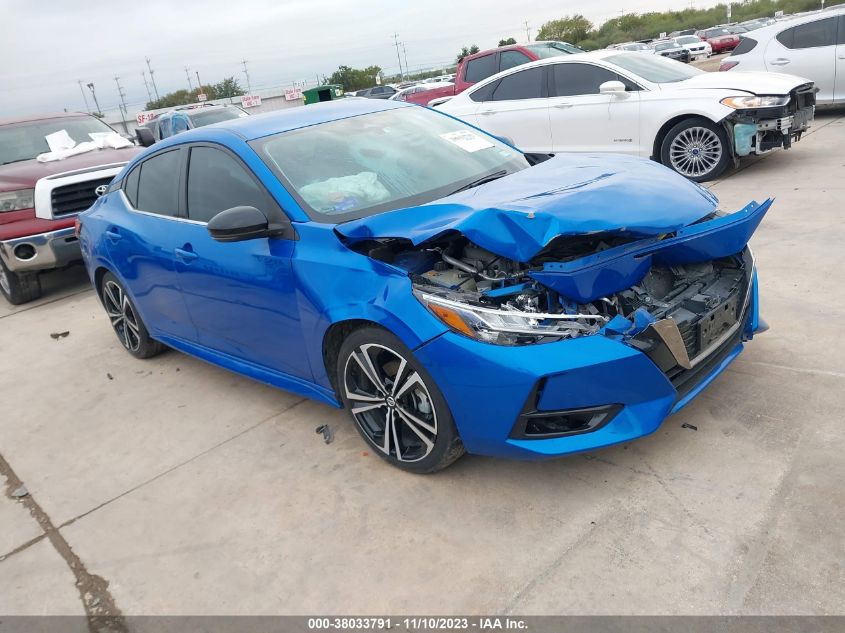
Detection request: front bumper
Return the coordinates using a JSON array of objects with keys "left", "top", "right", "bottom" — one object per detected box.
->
[
  {"left": 415, "top": 267, "right": 760, "bottom": 460},
  {"left": 731, "top": 84, "right": 816, "bottom": 157},
  {"left": 0, "top": 227, "right": 81, "bottom": 273}
]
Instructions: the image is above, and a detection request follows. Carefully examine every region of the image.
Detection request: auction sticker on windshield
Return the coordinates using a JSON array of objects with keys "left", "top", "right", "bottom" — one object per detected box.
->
[{"left": 439, "top": 130, "right": 494, "bottom": 153}]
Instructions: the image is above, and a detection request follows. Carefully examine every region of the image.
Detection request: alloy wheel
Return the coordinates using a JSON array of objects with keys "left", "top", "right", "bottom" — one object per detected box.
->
[
  {"left": 103, "top": 280, "right": 142, "bottom": 352},
  {"left": 343, "top": 343, "right": 438, "bottom": 463},
  {"left": 668, "top": 126, "right": 723, "bottom": 178}
]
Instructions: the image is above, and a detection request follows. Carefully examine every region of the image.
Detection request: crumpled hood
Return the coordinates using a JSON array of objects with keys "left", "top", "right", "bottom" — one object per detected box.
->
[
  {"left": 336, "top": 153, "right": 719, "bottom": 262},
  {"left": 672, "top": 71, "right": 811, "bottom": 95}
]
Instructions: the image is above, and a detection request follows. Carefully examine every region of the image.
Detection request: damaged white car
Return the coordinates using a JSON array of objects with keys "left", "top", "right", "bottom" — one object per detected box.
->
[{"left": 437, "top": 51, "right": 816, "bottom": 181}]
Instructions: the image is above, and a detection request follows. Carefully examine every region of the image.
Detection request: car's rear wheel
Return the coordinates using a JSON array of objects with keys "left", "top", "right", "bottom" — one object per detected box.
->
[
  {"left": 337, "top": 327, "right": 464, "bottom": 473},
  {"left": 100, "top": 272, "right": 164, "bottom": 359},
  {"left": 661, "top": 117, "right": 731, "bottom": 182},
  {"left": 0, "top": 258, "right": 41, "bottom": 305}
]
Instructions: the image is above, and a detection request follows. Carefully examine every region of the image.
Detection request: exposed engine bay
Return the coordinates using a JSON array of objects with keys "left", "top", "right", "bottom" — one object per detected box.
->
[{"left": 356, "top": 233, "right": 748, "bottom": 362}]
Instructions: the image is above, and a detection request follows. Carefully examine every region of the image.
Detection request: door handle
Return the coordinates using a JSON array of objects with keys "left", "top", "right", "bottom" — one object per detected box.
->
[
  {"left": 105, "top": 229, "right": 122, "bottom": 242},
  {"left": 838, "top": 54, "right": 845, "bottom": 59},
  {"left": 553, "top": 102, "right": 573, "bottom": 109},
  {"left": 174, "top": 247, "right": 198, "bottom": 262},
  {"left": 478, "top": 110, "right": 495, "bottom": 116},
  {"left": 770, "top": 58, "right": 790, "bottom": 66}
]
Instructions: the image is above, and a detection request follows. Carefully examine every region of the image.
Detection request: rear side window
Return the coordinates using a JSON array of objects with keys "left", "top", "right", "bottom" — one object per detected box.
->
[
  {"left": 464, "top": 54, "right": 498, "bottom": 83},
  {"left": 123, "top": 166, "right": 140, "bottom": 207},
  {"left": 731, "top": 37, "right": 757, "bottom": 55},
  {"left": 469, "top": 80, "right": 499, "bottom": 102},
  {"left": 777, "top": 17, "right": 837, "bottom": 49},
  {"left": 491, "top": 67, "right": 545, "bottom": 101},
  {"left": 552, "top": 63, "right": 638, "bottom": 97},
  {"left": 187, "top": 146, "right": 268, "bottom": 223},
  {"left": 135, "top": 150, "right": 181, "bottom": 217},
  {"left": 499, "top": 50, "right": 531, "bottom": 71}
]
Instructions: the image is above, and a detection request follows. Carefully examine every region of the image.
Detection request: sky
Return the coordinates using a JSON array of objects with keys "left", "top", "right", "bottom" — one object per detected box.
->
[{"left": 1, "top": 0, "right": 724, "bottom": 117}]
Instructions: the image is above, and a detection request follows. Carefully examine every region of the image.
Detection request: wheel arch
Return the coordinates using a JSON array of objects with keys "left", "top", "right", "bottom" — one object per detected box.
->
[{"left": 321, "top": 319, "right": 389, "bottom": 397}]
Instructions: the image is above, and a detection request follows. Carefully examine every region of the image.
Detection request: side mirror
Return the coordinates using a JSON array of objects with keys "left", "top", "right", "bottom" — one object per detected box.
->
[
  {"left": 599, "top": 80, "right": 627, "bottom": 96},
  {"left": 135, "top": 127, "right": 156, "bottom": 147},
  {"left": 208, "top": 206, "right": 289, "bottom": 243}
]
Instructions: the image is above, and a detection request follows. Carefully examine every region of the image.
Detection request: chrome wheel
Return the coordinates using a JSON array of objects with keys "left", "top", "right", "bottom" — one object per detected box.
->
[
  {"left": 0, "top": 266, "right": 9, "bottom": 296},
  {"left": 343, "top": 343, "right": 438, "bottom": 463},
  {"left": 669, "top": 126, "right": 723, "bottom": 178},
  {"left": 103, "top": 280, "right": 141, "bottom": 352}
]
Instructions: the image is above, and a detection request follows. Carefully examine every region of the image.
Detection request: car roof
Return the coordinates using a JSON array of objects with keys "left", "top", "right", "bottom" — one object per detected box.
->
[
  {"left": 159, "top": 97, "right": 408, "bottom": 143},
  {"left": 746, "top": 6, "right": 845, "bottom": 37},
  {"left": 0, "top": 111, "right": 92, "bottom": 127}
]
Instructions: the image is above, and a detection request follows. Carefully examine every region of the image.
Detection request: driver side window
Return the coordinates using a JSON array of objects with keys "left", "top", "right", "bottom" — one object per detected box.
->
[{"left": 186, "top": 146, "right": 269, "bottom": 223}]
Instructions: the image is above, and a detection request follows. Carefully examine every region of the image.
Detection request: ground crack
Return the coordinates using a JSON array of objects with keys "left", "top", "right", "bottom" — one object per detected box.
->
[{"left": 0, "top": 452, "right": 127, "bottom": 633}]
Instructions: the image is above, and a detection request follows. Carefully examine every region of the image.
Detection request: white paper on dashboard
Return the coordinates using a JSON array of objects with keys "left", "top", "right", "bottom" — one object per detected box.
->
[{"left": 439, "top": 130, "right": 494, "bottom": 153}]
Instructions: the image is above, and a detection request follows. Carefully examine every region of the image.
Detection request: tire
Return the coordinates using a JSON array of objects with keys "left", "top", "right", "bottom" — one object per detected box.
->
[
  {"left": 100, "top": 272, "right": 164, "bottom": 359},
  {"left": 660, "top": 116, "right": 731, "bottom": 182},
  {"left": 0, "top": 258, "right": 42, "bottom": 305},
  {"left": 337, "top": 327, "right": 465, "bottom": 474}
]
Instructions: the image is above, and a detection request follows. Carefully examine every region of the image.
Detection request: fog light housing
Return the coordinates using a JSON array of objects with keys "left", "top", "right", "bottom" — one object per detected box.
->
[{"left": 510, "top": 382, "right": 622, "bottom": 439}]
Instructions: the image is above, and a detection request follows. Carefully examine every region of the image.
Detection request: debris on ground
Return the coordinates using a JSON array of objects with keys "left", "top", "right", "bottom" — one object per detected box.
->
[
  {"left": 106, "top": 373, "right": 113, "bottom": 381},
  {"left": 682, "top": 423, "right": 698, "bottom": 431},
  {"left": 315, "top": 424, "right": 334, "bottom": 444},
  {"left": 49, "top": 331, "right": 70, "bottom": 340},
  {"left": 11, "top": 485, "right": 29, "bottom": 498}
]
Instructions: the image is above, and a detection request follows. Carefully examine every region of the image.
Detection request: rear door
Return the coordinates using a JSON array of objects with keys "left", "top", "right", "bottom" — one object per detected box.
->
[
  {"left": 172, "top": 143, "right": 310, "bottom": 379},
  {"left": 766, "top": 16, "right": 837, "bottom": 102},
  {"left": 472, "top": 66, "right": 551, "bottom": 153},
  {"left": 547, "top": 62, "right": 641, "bottom": 154},
  {"left": 836, "top": 15, "right": 845, "bottom": 102},
  {"left": 108, "top": 148, "right": 195, "bottom": 340}
]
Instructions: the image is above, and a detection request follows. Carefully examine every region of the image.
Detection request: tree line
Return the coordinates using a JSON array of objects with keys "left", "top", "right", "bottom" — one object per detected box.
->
[{"left": 145, "top": 77, "right": 245, "bottom": 110}]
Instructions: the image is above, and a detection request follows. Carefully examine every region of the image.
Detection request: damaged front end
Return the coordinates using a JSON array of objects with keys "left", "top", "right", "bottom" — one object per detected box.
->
[
  {"left": 726, "top": 83, "right": 816, "bottom": 157},
  {"left": 346, "top": 198, "right": 770, "bottom": 399}
]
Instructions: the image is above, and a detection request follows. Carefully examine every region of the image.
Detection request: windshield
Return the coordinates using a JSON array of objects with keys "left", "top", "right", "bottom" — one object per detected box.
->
[
  {"left": 676, "top": 36, "right": 702, "bottom": 44},
  {"left": 189, "top": 108, "right": 247, "bottom": 127},
  {"left": 253, "top": 107, "right": 528, "bottom": 222},
  {"left": 525, "top": 41, "right": 584, "bottom": 58},
  {"left": 0, "top": 116, "right": 115, "bottom": 165},
  {"left": 606, "top": 53, "right": 704, "bottom": 83},
  {"left": 704, "top": 28, "right": 731, "bottom": 37},
  {"left": 622, "top": 43, "right": 649, "bottom": 51},
  {"left": 652, "top": 42, "right": 675, "bottom": 50}
]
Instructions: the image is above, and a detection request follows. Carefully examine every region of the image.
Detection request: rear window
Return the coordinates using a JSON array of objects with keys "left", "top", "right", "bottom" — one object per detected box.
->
[
  {"left": 491, "top": 67, "right": 545, "bottom": 101},
  {"left": 464, "top": 54, "right": 498, "bottom": 83},
  {"left": 731, "top": 37, "right": 757, "bottom": 55}
]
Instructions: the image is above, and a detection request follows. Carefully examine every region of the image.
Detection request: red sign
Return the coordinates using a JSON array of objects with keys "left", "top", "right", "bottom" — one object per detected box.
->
[
  {"left": 136, "top": 111, "right": 157, "bottom": 124},
  {"left": 241, "top": 94, "right": 262, "bottom": 108},
  {"left": 283, "top": 88, "right": 303, "bottom": 101}
]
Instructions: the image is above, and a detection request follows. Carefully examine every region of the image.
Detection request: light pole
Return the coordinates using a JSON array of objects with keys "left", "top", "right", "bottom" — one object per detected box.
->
[{"left": 86, "top": 82, "right": 102, "bottom": 117}]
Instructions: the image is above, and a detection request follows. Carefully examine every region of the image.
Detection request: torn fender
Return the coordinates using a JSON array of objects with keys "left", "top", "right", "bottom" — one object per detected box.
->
[
  {"left": 335, "top": 153, "right": 719, "bottom": 262},
  {"left": 529, "top": 198, "right": 772, "bottom": 303}
]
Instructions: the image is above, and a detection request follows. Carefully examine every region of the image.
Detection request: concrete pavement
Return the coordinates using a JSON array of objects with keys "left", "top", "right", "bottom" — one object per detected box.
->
[{"left": 1, "top": 111, "right": 843, "bottom": 619}]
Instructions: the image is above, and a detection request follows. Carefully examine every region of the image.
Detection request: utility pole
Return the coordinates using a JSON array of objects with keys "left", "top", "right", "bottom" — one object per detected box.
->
[
  {"left": 241, "top": 59, "right": 252, "bottom": 94},
  {"left": 86, "top": 82, "right": 102, "bottom": 117},
  {"left": 141, "top": 71, "right": 152, "bottom": 103},
  {"left": 185, "top": 67, "right": 194, "bottom": 92},
  {"left": 145, "top": 57, "right": 160, "bottom": 101},
  {"left": 77, "top": 80, "right": 91, "bottom": 113},
  {"left": 402, "top": 42, "right": 409, "bottom": 79},
  {"left": 392, "top": 33, "right": 404, "bottom": 79},
  {"left": 524, "top": 20, "right": 530, "bottom": 42},
  {"left": 113, "top": 75, "right": 129, "bottom": 132},
  {"left": 196, "top": 71, "right": 203, "bottom": 98}
]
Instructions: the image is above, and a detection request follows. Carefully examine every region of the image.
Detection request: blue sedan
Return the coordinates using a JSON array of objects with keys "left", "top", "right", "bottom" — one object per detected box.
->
[{"left": 78, "top": 98, "right": 768, "bottom": 473}]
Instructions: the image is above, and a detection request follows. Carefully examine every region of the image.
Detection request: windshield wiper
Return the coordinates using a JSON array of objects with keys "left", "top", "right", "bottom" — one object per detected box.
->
[
  {"left": 448, "top": 170, "right": 509, "bottom": 196},
  {"left": 1, "top": 158, "right": 35, "bottom": 166}
]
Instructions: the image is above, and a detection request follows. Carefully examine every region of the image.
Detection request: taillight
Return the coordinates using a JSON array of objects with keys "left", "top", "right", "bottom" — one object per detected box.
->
[
  {"left": 719, "top": 61, "right": 739, "bottom": 71},
  {"left": 74, "top": 216, "right": 82, "bottom": 238}
]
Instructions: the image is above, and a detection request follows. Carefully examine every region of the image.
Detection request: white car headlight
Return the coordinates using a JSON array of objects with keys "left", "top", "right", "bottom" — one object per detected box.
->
[
  {"left": 0, "top": 189, "right": 35, "bottom": 212},
  {"left": 721, "top": 95, "right": 790, "bottom": 109},
  {"left": 413, "top": 287, "right": 607, "bottom": 346}
]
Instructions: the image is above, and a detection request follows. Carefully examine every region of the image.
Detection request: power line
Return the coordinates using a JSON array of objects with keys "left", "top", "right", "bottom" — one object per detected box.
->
[{"left": 145, "top": 57, "right": 160, "bottom": 101}]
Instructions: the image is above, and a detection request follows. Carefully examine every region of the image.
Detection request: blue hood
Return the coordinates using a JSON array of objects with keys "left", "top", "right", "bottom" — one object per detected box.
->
[{"left": 335, "top": 153, "right": 719, "bottom": 262}]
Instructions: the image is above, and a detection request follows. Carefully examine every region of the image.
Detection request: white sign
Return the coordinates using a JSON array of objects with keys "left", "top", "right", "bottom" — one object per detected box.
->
[
  {"left": 283, "top": 88, "right": 303, "bottom": 101},
  {"left": 775, "top": 9, "right": 784, "bottom": 17},
  {"left": 439, "top": 130, "right": 494, "bottom": 153},
  {"left": 136, "top": 111, "right": 157, "bottom": 124},
  {"left": 197, "top": 93, "right": 208, "bottom": 102},
  {"left": 241, "top": 94, "right": 262, "bottom": 108},
  {"left": 293, "top": 80, "right": 307, "bottom": 89}
]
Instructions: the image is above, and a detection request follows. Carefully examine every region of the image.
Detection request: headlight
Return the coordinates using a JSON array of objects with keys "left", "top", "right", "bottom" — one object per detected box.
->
[
  {"left": 721, "top": 95, "right": 790, "bottom": 109},
  {"left": 413, "top": 287, "right": 607, "bottom": 346},
  {"left": 0, "top": 189, "right": 35, "bottom": 212}
]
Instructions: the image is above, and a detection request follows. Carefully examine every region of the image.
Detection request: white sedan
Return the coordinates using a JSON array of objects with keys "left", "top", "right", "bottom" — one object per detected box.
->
[
  {"left": 719, "top": 6, "right": 845, "bottom": 105},
  {"left": 437, "top": 51, "right": 815, "bottom": 181}
]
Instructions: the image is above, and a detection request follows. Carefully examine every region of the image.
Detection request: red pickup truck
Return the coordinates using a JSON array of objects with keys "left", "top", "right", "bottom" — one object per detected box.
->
[
  {"left": 0, "top": 113, "right": 140, "bottom": 304},
  {"left": 404, "top": 41, "right": 583, "bottom": 106},
  {"left": 695, "top": 28, "right": 741, "bottom": 54}
]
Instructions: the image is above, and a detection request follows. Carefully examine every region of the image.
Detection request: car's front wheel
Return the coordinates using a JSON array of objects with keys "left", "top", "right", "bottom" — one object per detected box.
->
[
  {"left": 337, "top": 327, "right": 464, "bottom": 473},
  {"left": 100, "top": 272, "right": 164, "bottom": 359},
  {"left": 661, "top": 117, "right": 731, "bottom": 182}
]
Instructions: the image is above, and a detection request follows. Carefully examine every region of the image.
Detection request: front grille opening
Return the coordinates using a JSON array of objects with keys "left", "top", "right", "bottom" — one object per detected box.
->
[{"left": 50, "top": 177, "right": 113, "bottom": 217}]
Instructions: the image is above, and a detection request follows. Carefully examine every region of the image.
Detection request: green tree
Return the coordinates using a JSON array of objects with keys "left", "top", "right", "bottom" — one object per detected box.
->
[
  {"left": 498, "top": 37, "right": 517, "bottom": 46},
  {"left": 456, "top": 44, "right": 480, "bottom": 62},
  {"left": 327, "top": 65, "right": 383, "bottom": 91},
  {"left": 536, "top": 14, "right": 593, "bottom": 43},
  {"left": 214, "top": 77, "right": 245, "bottom": 98}
]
